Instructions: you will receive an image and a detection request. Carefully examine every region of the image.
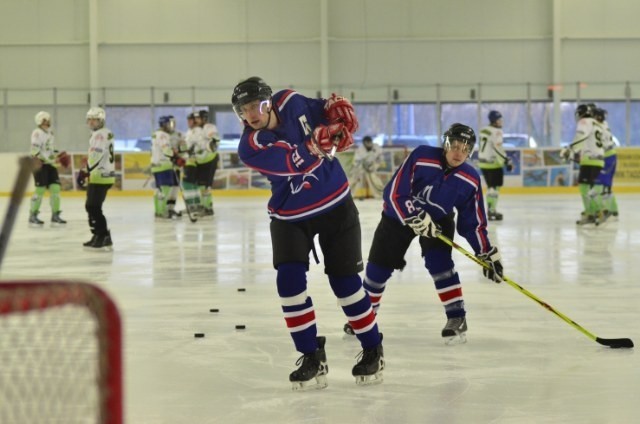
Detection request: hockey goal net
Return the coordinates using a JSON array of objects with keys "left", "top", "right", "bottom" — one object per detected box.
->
[{"left": 0, "top": 282, "right": 122, "bottom": 424}]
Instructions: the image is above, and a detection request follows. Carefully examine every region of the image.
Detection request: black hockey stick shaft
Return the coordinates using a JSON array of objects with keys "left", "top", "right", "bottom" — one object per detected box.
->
[
  {"left": 0, "top": 157, "right": 38, "bottom": 268},
  {"left": 438, "top": 234, "right": 634, "bottom": 349}
]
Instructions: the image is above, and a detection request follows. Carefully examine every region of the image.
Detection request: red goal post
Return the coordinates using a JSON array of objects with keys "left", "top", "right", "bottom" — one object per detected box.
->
[{"left": 0, "top": 281, "right": 123, "bottom": 424}]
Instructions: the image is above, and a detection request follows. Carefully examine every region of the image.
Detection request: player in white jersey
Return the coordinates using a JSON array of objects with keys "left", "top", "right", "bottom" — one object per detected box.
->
[
  {"left": 29, "top": 111, "right": 69, "bottom": 226},
  {"left": 593, "top": 107, "right": 619, "bottom": 219},
  {"left": 349, "top": 135, "right": 384, "bottom": 199},
  {"left": 181, "top": 113, "right": 203, "bottom": 218},
  {"left": 194, "top": 110, "right": 220, "bottom": 216},
  {"left": 478, "top": 110, "right": 513, "bottom": 221},
  {"left": 560, "top": 104, "right": 606, "bottom": 225},
  {"left": 80, "top": 107, "right": 115, "bottom": 250},
  {"left": 151, "top": 116, "right": 184, "bottom": 219}
]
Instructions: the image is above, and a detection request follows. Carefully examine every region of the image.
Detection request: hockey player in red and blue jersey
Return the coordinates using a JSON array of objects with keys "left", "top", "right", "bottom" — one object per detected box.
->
[
  {"left": 232, "top": 77, "right": 384, "bottom": 389},
  {"left": 345, "top": 123, "right": 504, "bottom": 344}
]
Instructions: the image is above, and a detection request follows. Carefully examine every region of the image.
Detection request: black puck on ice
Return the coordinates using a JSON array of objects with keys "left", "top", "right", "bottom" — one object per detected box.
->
[
  {"left": 194, "top": 333, "right": 205, "bottom": 338},
  {"left": 209, "top": 308, "right": 219, "bottom": 313},
  {"left": 235, "top": 325, "right": 246, "bottom": 330},
  {"left": 237, "top": 288, "right": 246, "bottom": 292}
]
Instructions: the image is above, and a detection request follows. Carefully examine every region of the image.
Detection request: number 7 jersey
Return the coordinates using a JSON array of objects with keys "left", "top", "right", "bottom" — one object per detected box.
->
[{"left": 88, "top": 127, "right": 116, "bottom": 184}]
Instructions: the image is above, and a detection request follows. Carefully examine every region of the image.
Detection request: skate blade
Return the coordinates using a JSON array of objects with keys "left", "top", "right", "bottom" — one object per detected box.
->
[
  {"left": 355, "top": 371, "right": 384, "bottom": 386},
  {"left": 291, "top": 374, "right": 328, "bottom": 391},
  {"left": 83, "top": 246, "right": 113, "bottom": 252},
  {"left": 444, "top": 333, "right": 467, "bottom": 345}
]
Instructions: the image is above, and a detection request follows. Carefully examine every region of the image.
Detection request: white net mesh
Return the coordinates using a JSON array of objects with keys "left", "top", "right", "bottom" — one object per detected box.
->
[{"left": 0, "top": 283, "right": 121, "bottom": 424}]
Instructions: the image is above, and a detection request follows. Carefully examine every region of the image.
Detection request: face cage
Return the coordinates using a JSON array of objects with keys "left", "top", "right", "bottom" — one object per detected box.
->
[
  {"left": 162, "top": 119, "right": 176, "bottom": 133},
  {"left": 444, "top": 137, "right": 474, "bottom": 158},
  {"left": 87, "top": 118, "right": 104, "bottom": 130},
  {"left": 233, "top": 99, "right": 272, "bottom": 122}
]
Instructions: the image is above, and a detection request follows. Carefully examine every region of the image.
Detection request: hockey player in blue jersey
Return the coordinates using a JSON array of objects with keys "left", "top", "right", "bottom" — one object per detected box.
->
[
  {"left": 232, "top": 77, "right": 384, "bottom": 390},
  {"left": 344, "top": 123, "right": 504, "bottom": 344}
]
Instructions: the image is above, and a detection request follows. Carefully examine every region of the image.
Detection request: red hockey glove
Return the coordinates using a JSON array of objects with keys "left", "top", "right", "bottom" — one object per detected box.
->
[
  {"left": 325, "top": 93, "right": 359, "bottom": 134},
  {"left": 56, "top": 151, "right": 71, "bottom": 168},
  {"left": 171, "top": 155, "right": 186, "bottom": 167},
  {"left": 307, "top": 123, "right": 354, "bottom": 158}
]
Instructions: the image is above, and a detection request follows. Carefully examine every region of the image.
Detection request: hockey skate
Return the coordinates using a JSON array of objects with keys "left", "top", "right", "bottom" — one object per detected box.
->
[
  {"left": 51, "top": 211, "right": 67, "bottom": 225},
  {"left": 290, "top": 336, "right": 328, "bottom": 391},
  {"left": 487, "top": 210, "right": 503, "bottom": 221},
  {"left": 442, "top": 316, "right": 467, "bottom": 345},
  {"left": 168, "top": 209, "right": 182, "bottom": 219},
  {"left": 352, "top": 335, "right": 384, "bottom": 386},
  {"left": 576, "top": 214, "right": 596, "bottom": 226},
  {"left": 84, "top": 232, "right": 113, "bottom": 252},
  {"left": 29, "top": 212, "right": 44, "bottom": 226}
]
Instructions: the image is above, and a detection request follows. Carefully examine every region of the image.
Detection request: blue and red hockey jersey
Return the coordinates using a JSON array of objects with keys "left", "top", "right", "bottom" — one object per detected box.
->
[
  {"left": 382, "top": 145, "right": 493, "bottom": 254},
  {"left": 237, "top": 90, "right": 351, "bottom": 221}
]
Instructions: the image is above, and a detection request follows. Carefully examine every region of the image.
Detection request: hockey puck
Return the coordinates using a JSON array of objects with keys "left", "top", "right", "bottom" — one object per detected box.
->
[
  {"left": 237, "top": 288, "right": 246, "bottom": 292},
  {"left": 194, "top": 333, "right": 205, "bottom": 338},
  {"left": 209, "top": 308, "right": 219, "bottom": 313},
  {"left": 235, "top": 325, "right": 246, "bottom": 330}
]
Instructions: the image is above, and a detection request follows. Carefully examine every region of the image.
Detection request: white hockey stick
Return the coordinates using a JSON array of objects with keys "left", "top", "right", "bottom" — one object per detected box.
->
[{"left": 0, "top": 157, "right": 39, "bottom": 268}]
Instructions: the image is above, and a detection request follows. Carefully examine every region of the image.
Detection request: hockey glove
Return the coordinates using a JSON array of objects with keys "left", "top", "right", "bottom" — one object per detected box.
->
[
  {"left": 404, "top": 210, "right": 441, "bottom": 238},
  {"left": 76, "top": 169, "right": 89, "bottom": 188},
  {"left": 325, "top": 93, "right": 359, "bottom": 134},
  {"left": 307, "top": 122, "right": 354, "bottom": 157},
  {"left": 476, "top": 246, "right": 503, "bottom": 283},
  {"left": 505, "top": 157, "right": 514, "bottom": 172},
  {"left": 171, "top": 155, "right": 186, "bottom": 167},
  {"left": 56, "top": 151, "right": 71, "bottom": 168},
  {"left": 559, "top": 147, "right": 573, "bottom": 162}
]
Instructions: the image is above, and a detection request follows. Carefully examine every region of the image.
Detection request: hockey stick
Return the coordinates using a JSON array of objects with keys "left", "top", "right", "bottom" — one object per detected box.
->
[
  {"left": 0, "top": 156, "right": 39, "bottom": 268},
  {"left": 174, "top": 168, "right": 197, "bottom": 223},
  {"left": 437, "top": 234, "right": 634, "bottom": 349}
]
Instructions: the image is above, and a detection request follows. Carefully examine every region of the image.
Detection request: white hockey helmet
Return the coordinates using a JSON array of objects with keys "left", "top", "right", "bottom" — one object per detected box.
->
[
  {"left": 34, "top": 111, "right": 51, "bottom": 126},
  {"left": 86, "top": 107, "right": 106, "bottom": 122}
]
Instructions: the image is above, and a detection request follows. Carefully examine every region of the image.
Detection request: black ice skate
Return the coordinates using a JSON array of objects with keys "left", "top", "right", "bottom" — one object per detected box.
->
[
  {"left": 29, "top": 212, "right": 44, "bottom": 226},
  {"left": 51, "top": 211, "right": 67, "bottom": 225},
  {"left": 352, "top": 335, "right": 384, "bottom": 386},
  {"left": 84, "top": 232, "right": 113, "bottom": 252},
  {"left": 487, "top": 211, "right": 503, "bottom": 221},
  {"left": 290, "top": 336, "right": 328, "bottom": 391},
  {"left": 442, "top": 316, "right": 467, "bottom": 345}
]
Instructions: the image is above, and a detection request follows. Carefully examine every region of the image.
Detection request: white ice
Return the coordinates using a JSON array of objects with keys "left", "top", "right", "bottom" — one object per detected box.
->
[{"left": 1, "top": 194, "right": 639, "bottom": 424}]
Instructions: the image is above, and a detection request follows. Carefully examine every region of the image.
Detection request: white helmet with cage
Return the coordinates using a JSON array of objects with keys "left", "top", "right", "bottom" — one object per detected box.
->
[
  {"left": 86, "top": 107, "right": 106, "bottom": 129},
  {"left": 34, "top": 111, "right": 51, "bottom": 126}
]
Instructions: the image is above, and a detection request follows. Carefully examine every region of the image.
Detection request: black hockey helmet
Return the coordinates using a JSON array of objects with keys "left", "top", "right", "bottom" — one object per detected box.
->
[
  {"left": 488, "top": 110, "right": 502, "bottom": 124},
  {"left": 198, "top": 109, "right": 209, "bottom": 122},
  {"left": 575, "top": 104, "right": 595, "bottom": 121},
  {"left": 443, "top": 123, "right": 476, "bottom": 156},
  {"left": 231, "top": 77, "right": 273, "bottom": 120},
  {"left": 593, "top": 107, "right": 607, "bottom": 122}
]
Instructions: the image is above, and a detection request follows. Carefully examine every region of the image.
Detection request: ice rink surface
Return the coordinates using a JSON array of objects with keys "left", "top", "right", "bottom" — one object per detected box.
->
[{"left": 1, "top": 193, "right": 639, "bottom": 424}]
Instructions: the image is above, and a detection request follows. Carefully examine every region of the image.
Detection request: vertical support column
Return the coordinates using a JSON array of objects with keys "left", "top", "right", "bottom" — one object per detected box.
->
[
  {"left": 191, "top": 86, "right": 196, "bottom": 110},
  {"left": 436, "top": 83, "right": 442, "bottom": 143},
  {"left": 52, "top": 88, "right": 58, "bottom": 130},
  {"left": 319, "top": 0, "right": 329, "bottom": 98},
  {"left": 2, "top": 89, "right": 7, "bottom": 148},
  {"left": 551, "top": 0, "right": 562, "bottom": 146},
  {"left": 526, "top": 83, "right": 532, "bottom": 145},
  {"left": 385, "top": 86, "right": 393, "bottom": 145},
  {"left": 576, "top": 81, "right": 581, "bottom": 104},
  {"left": 476, "top": 83, "right": 482, "bottom": 132},
  {"left": 89, "top": 0, "right": 99, "bottom": 105},
  {"left": 625, "top": 81, "right": 631, "bottom": 146},
  {"left": 150, "top": 87, "right": 156, "bottom": 132}
]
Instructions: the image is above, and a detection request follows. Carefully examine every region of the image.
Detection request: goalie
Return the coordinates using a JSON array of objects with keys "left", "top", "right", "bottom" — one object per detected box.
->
[
  {"left": 29, "top": 111, "right": 69, "bottom": 226},
  {"left": 349, "top": 136, "right": 384, "bottom": 199}
]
